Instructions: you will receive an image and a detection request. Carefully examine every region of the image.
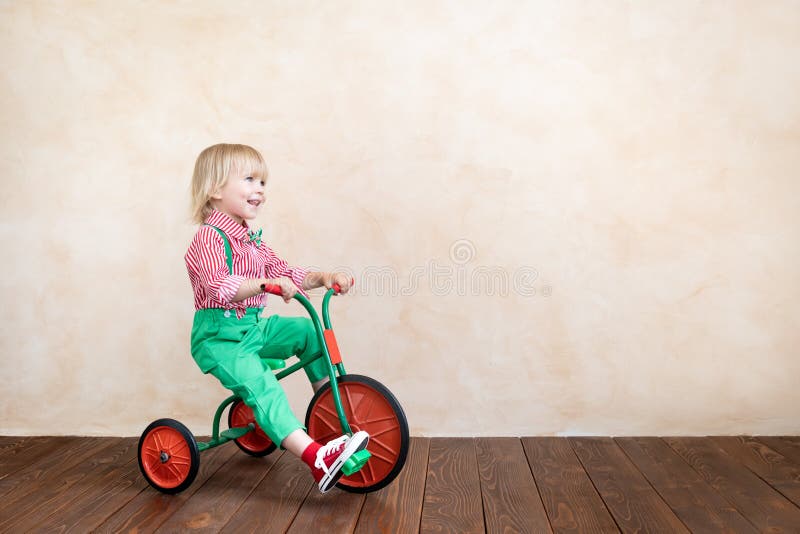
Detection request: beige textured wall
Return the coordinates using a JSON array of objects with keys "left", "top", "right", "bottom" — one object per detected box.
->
[{"left": 1, "top": 1, "right": 799, "bottom": 437}]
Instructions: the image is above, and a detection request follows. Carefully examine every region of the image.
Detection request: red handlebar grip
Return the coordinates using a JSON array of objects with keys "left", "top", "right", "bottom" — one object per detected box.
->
[
  {"left": 332, "top": 278, "right": 355, "bottom": 295},
  {"left": 260, "top": 283, "right": 283, "bottom": 296}
]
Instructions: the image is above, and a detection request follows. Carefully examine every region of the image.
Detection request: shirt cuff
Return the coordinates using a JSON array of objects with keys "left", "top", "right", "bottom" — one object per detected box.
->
[{"left": 217, "top": 275, "right": 246, "bottom": 305}]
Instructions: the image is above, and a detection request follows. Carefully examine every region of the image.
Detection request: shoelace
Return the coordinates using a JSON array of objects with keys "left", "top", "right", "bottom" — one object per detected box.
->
[{"left": 314, "top": 435, "right": 349, "bottom": 473}]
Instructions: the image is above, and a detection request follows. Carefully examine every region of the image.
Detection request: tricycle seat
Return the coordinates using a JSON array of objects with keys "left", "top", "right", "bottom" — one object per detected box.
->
[{"left": 264, "top": 358, "right": 285, "bottom": 370}]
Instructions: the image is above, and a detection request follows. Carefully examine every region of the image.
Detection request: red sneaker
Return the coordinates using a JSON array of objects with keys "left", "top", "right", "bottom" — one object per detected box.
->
[{"left": 312, "top": 431, "right": 369, "bottom": 493}]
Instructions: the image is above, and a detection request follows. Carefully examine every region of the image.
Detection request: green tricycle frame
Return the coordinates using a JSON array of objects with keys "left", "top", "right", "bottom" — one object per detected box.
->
[{"left": 137, "top": 283, "right": 410, "bottom": 495}]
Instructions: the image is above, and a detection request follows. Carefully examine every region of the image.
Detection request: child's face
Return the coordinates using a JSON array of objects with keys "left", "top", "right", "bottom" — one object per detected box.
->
[{"left": 211, "top": 167, "right": 266, "bottom": 224}]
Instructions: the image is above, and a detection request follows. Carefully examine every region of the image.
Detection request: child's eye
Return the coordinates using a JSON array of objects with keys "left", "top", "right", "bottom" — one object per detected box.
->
[
  {"left": 245, "top": 176, "right": 254, "bottom": 182},
  {"left": 260, "top": 180, "right": 266, "bottom": 186}
]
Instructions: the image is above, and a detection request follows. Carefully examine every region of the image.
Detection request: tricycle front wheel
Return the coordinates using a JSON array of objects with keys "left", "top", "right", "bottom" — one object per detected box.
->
[
  {"left": 305, "top": 374, "right": 409, "bottom": 493},
  {"left": 138, "top": 418, "right": 199, "bottom": 494}
]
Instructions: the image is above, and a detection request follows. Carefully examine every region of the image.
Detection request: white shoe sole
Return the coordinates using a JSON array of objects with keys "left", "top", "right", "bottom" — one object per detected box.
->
[{"left": 318, "top": 431, "right": 370, "bottom": 493}]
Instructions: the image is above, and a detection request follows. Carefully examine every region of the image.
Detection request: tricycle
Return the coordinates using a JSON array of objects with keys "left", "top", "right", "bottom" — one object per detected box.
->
[{"left": 137, "top": 281, "right": 409, "bottom": 494}]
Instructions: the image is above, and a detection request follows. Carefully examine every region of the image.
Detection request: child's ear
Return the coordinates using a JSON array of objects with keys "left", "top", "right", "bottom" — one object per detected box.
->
[{"left": 210, "top": 188, "right": 223, "bottom": 200}]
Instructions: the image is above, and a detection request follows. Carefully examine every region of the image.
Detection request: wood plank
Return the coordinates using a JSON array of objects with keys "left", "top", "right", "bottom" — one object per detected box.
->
[
  {"left": 48, "top": 459, "right": 145, "bottom": 533},
  {"left": 95, "top": 440, "right": 239, "bottom": 533},
  {"left": 0, "top": 437, "right": 123, "bottom": 520},
  {"left": 523, "top": 437, "right": 619, "bottom": 533},
  {"left": 220, "top": 451, "right": 314, "bottom": 533},
  {"left": 476, "top": 437, "right": 551, "bottom": 533},
  {"left": 616, "top": 437, "right": 757, "bottom": 533},
  {"left": 0, "top": 436, "right": 46, "bottom": 473},
  {"left": 0, "top": 436, "right": 81, "bottom": 483},
  {"left": 154, "top": 450, "right": 283, "bottom": 533},
  {"left": 569, "top": 437, "right": 689, "bottom": 533},
  {"left": 285, "top": 482, "right": 365, "bottom": 534},
  {"left": 756, "top": 437, "right": 800, "bottom": 468},
  {"left": 25, "top": 439, "right": 147, "bottom": 532},
  {"left": 420, "top": 437, "right": 484, "bottom": 534},
  {"left": 0, "top": 436, "right": 30, "bottom": 455},
  {"left": 5, "top": 435, "right": 799, "bottom": 532},
  {"left": 354, "top": 437, "right": 430, "bottom": 534},
  {"left": 0, "top": 436, "right": 34, "bottom": 474},
  {"left": 666, "top": 437, "right": 800, "bottom": 531},
  {"left": 712, "top": 436, "right": 800, "bottom": 508},
  {"left": 5, "top": 438, "right": 136, "bottom": 531}
]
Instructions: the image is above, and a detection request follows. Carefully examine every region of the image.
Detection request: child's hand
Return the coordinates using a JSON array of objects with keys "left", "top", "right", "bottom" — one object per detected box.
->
[
  {"left": 266, "top": 277, "right": 298, "bottom": 303},
  {"left": 325, "top": 272, "right": 352, "bottom": 294}
]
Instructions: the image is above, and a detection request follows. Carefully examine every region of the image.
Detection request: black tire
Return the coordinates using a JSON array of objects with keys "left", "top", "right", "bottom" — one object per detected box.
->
[
  {"left": 228, "top": 399, "right": 277, "bottom": 457},
  {"left": 305, "top": 374, "right": 409, "bottom": 493},
  {"left": 138, "top": 418, "right": 200, "bottom": 494}
]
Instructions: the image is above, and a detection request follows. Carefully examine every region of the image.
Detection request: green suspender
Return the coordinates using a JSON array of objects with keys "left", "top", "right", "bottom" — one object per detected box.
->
[{"left": 203, "top": 224, "right": 233, "bottom": 275}]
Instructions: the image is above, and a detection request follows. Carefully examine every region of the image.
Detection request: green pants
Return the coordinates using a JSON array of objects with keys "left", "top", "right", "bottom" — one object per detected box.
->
[{"left": 190, "top": 308, "right": 329, "bottom": 446}]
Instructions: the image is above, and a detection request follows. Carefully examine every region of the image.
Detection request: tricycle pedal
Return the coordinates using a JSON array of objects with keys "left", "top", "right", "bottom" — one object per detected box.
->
[
  {"left": 341, "top": 449, "right": 371, "bottom": 476},
  {"left": 220, "top": 424, "right": 253, "bottom": 440}
]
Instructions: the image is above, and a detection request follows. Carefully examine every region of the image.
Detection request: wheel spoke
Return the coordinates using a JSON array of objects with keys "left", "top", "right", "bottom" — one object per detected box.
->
[
  {"left": 317, "top": 404, "right": 339, "bottom": 418},
  {"left": 344, "top": 387, "right": 356, "bottom": 421},
  {"left": 166, "top": 462, "right": 185, "bottom": 480},
  {"left": 157, "top": 463, "right": 172, "bottom": 477},
  {"left": 165, "top": 430, "right": 179, "bottom": 450},
  {"left": 152, "top": 431, "right": 164, "bottom": 451},
  {"left": 312, "top": 412, "right": 340, "bottom": 434},
  {"left": 360, "top": 414, "right": 398, "bottom": 425},
  {"left": 173, "top": 440, "right": 188, "bottom": 455},
  {"left": 170, "top": 453, "right": 191, "bottom": 463},
  {"left": 316, "top": 402, "right": 339, "bottom": 418},
  {"left": 366, "top": 449, "right": 396, "bottom": 466},
  {"left": 353, "top": 464, "right": 367, "bottom": 483},
  {"left": 355, "top": 394, "right": 376, "bottom": 424},
  {"left": 365, "top": 456, "right": 376, "bottom": 481},
  {"left": 369, "top": 436, "right": 400, "bottom": 456},
  {"left": 167, "top": 432, "right": 178, "bottom": 449},
  {"left": 364, "top": 423, "right": 399, "bottom": 438}
]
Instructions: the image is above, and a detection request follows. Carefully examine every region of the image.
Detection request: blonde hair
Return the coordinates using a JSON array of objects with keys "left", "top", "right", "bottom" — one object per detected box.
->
[{"left": 190, "top": 143, "right": 269, "bottom": 224}]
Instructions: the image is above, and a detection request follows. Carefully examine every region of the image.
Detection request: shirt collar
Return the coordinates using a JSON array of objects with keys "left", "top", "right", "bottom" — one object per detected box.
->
[{"left": 204, "top": 210, "right": 250, "bottom": 242}]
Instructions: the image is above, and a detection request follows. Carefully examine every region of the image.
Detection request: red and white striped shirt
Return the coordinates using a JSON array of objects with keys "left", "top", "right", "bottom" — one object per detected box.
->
[{"left": 185, "top": 210, "right": 308, "bottom": 317}]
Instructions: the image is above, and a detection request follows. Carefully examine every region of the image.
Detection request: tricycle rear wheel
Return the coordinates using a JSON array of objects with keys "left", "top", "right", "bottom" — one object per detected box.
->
[
  {"left": 305, "top": 374, "right": 409, "bottom": 493},
  {"left": 228, "top": 399, "right": 277, "bottom": 456}
]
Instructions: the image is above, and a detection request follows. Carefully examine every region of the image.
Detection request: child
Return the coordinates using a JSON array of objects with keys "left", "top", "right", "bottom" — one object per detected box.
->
[{"left": 185, "top": 143, "right": 368, "bottom": 493}]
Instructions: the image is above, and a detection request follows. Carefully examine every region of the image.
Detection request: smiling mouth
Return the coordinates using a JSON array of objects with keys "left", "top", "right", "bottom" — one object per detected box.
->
[{"left": 248, "top": 199, "right": 261, "bottom": 207}]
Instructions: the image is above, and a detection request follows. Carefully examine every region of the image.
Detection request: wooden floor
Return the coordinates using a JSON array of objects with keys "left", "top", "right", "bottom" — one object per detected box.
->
[{"left": 1, "top": 436, "right": 800, "bottom": 532}]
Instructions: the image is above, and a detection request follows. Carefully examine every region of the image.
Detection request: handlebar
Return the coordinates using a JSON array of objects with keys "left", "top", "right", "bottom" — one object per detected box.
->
[
  {"left": 260, "top": 283, "right": 283, "bottom": 296},
  {"left": 260, "top": 278, "right": 355, "bottom": 298}
]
